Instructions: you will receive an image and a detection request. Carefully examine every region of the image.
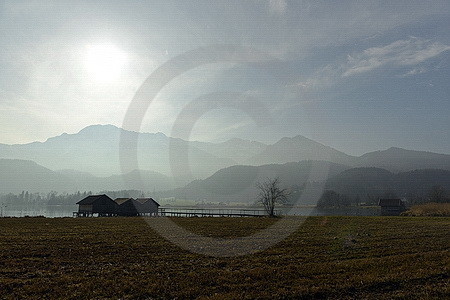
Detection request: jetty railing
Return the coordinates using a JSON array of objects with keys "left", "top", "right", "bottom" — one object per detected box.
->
[
  {"left": 158, "top": 207, "right": 281, "bottom": 217},
  {"left": 72, "top": 207, "right": 281, "bottom": 217}
]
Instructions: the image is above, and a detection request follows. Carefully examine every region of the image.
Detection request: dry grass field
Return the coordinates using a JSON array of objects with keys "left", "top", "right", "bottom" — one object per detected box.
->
[
  {"left": 402, "top": 203, "right": 450, "bottom": 217},
  {"left": 0, "top": 216, "right": 448, "bottom": 299}
]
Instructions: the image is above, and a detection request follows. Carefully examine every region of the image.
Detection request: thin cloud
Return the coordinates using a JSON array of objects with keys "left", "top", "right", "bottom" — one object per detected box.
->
[
  {"left": 268, "top": 0, "right": 287, "bottom": 15},
  {"left": 288, "top": 65, "right": 340, "bottom": 91},
  {"left": 254, "top": 0, "right": 287, "bottom": 15},
  {"left": 290, "top": 38, "right": 450, "bottom": 91},
  {"left": 343, "top": 38, "right": 450, "bottom": 77},
  {"left": 398, "top": 67, "right": 428, "bottom": 77}
]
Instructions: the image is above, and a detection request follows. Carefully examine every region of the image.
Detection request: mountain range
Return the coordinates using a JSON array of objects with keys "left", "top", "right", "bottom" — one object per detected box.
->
[
  {"left": 0, "top": 159, "right": 174, "bottom": 194},
  {"left": 160, "top": 162, "right": 450, "bottom": 205},
  {"left": 1, "top": 124, "right": 450, "bottom": 197},
  {"left": 1, "top": 124, "right": 450, "bottom": 177}
]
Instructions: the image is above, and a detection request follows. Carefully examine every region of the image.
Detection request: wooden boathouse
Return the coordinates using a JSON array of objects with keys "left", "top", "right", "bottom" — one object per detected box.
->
[
  {"left": 74, "top": 195, "right": 160, "bottom": 217},
  {"left": 75, "top": 195, "right": 274, "bottom": 217},
  {"left": 378, "top": 198, "right": 406, "bottom": 216},
  {"left": 75, "top": 194, "right": 118, "bottom": 217},
  {"left": 114, "top": 197, "right": 160, "bottom": 216}
]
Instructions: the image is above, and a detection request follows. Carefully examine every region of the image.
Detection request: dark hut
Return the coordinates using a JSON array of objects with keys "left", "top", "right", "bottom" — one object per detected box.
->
[
  {"left": 75, "top": 194, "right": 118, "bottom": 217},
  {"left": 114, "top": 198, "right": 134, "bottom": 206},
  {"left": 75, "top": 195, "right": 160, "bottom": 217},
  {"left": 135, "top": 198, "right": 160, "bottom": 216},
  {"left": 115, "top": 197, "right": 160, "bottom": 216},
  {"left": 378, "top": 198, "right": 406, "bottom": 216},
  {"left": 115, "top": 198, "right": 141, "bottom": 216}
]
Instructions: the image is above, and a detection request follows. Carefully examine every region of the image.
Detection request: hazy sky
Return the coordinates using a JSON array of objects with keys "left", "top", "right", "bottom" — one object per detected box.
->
[{"left": 0, "top": 0, "right": 449, "bottom": 155}]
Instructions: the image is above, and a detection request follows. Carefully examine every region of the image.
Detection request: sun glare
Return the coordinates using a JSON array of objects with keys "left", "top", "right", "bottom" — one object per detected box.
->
[{"left": 85, "top": 44, "right": 127, "bottom": 82}]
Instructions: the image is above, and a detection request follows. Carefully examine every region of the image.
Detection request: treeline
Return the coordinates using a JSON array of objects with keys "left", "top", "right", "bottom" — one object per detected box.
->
[
  {"left": 317, "top": 185, "right": 450, "bottom": 208},
  {"left": 0, "top": 191, "right": 93, "bottom": 205},
  {"left": 0, "top": 190, "right": 150, "bottom": 206}
]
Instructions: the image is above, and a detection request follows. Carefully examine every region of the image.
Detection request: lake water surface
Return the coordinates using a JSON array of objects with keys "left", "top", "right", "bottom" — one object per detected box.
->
[{"left": 1, "top": 205, "right": 380, "bottom": 218}]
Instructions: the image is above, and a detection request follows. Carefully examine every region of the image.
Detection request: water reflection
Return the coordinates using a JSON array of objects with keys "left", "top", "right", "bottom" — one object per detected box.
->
[{"left": 1, "top": 205, "right": 77, "bottom": 218}]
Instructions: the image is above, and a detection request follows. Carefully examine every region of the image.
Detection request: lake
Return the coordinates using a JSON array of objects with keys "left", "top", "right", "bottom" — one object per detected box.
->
[{"left": 0, "top": 205, "right": 381, "bottom": 218}]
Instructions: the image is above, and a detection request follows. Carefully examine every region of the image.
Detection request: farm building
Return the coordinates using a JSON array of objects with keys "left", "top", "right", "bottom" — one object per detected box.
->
[
  {"left": 75, "top": 195, "right": 160, "bottom": 217},
  {"left": 378, "top": 198, "right": 406, "bottom": 216},
  {"left": 75, "top": 194, "right": 119, "bottom": 217}
]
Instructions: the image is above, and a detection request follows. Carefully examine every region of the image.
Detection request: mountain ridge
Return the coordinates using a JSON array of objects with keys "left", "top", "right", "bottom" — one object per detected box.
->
[
  {"left": 0, "top": 158, "right": 176, "bottom": 193},
  {"left": 1, "top": 124, "right": 450, "bottom": 180}
]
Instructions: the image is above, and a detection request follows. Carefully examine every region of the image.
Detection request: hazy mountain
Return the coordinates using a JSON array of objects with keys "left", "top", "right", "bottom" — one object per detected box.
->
[
  {"left": 3, "top": 156, "right": 450, "bottom": 204},
  {"left": 164, "top": 161, "right": 351, "bottom": 204},
  {"left": 325, "top": 167, "right": 396, "bottom": 200},
  {"left": 193, "top": 138, "right": 267, "bottom": 165},
  {"left": 325, "top": 167, "right": 450, "bottom": 200},
  {"left": 101, "top": 169, "right": 174, "bottom": 191},
  {"left": 0, "top": 159, "right": 175, "bottom": 194},
  {"left": 357, "top": 147, "right": 450, "bottom": 172},
  {"left": 162, "top": 163, "right": 450, "bottom": 204},
  {"left": 1, "top": 125, "right": 450, "bottom": 185},
  {"left": 396, "top": 169, "right": 450, "bottom": 193},
  {"left": 57, "top": 169, "right": 97, "bottom": 180},
  {"left": 248, "top": 135, "right": 356, "bottom": 166},
  {"left": 0, "top": 125, "right": 354, "bottom": 179},
  {"left": 0, "top": 125, "right": 235, "bottom": 179},
  {"left": 56, "top": 169, "right": 175, "bottom": 192},
  {"left": 248, "top": 136, "right": 450, "bottom": 172},
  {"left": 0, "top": 159, "right": 67, "bottom": 193}
]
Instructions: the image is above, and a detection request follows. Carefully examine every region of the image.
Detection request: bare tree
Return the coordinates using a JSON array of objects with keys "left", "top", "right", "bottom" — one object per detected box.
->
[{"left": 256, "top": 178, "right": 290, "bottom": 217}]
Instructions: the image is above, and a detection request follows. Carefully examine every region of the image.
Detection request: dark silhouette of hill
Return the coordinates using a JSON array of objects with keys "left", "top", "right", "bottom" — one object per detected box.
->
[
  {"left": 325, "top": 167, "right": 396, "bottom": 200},
  {"left": 162, "top": 164, "right": 450, "bottom": 204},
  {"left": 357, "top": 147, "right": 450, "bottom": 172},
  {"left": 164, "top": 161, "right": 351, "bottom": 204},
  {"left": 325, "top": 167, "right": 450, "bottom": 200},
  {"left": 396, "top": 169, "right": 450, "bottom": 194}
]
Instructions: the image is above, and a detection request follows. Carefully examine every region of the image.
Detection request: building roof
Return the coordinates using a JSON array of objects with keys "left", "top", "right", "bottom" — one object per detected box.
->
[
  {"left": 378, "top": 199, "right": 404, "bottom": 206},
  {"left": 76, "top": 194, "right": 113, "bottom": 205},
  {"left": 136, "top": 198, "right": 160, "bottom": 206},
  {"left": 114, "top": 198, "right": 134, "bottom": 205}
]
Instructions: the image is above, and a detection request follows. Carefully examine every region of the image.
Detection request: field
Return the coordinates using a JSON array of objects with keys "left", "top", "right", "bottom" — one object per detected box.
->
[
  {"left": 402, "top": 203, "right": 450, "bottom": 217},
  {"left": 0, "top": 216, "right": 448, "bottom": 299}
]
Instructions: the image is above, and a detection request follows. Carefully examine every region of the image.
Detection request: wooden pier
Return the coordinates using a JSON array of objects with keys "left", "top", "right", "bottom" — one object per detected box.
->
[
  {"left": 73, "top": 207, "right": 279, "bottom": 218},
  {"left": 72, "top": 212, "right": 157, "bottom": 217},
  {"left": 158, "top": 207, "right": 279, "bottom": 217}
]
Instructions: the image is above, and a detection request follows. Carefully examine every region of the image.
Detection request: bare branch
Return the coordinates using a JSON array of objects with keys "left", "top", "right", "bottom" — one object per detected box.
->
[{"left": 256, "top": 177, "right": 290, "bottom": 217}]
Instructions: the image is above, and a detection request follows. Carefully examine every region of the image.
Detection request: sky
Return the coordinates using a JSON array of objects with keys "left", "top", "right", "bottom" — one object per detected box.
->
[{"left": 0, "top": 0, "right": 449, "bottom": 155}]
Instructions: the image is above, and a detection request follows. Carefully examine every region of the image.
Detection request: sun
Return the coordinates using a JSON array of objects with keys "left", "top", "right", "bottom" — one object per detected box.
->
[{"left": 85, "top": 44, "right": 128, "bottom": 82}]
